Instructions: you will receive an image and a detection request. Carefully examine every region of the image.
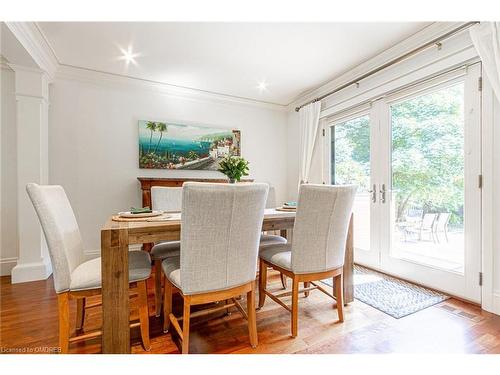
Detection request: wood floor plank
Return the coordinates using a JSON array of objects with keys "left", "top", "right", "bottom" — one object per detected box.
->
[{"left": 1, "top": 273, "right": 499, "bottom": 354}]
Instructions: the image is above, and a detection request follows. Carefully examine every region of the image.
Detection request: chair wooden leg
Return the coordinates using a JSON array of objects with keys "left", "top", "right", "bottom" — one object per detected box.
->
[
  {"left": 76, "top": 297, "right": 85, "bottom": 331},
  {"left": 334, "top": 274, "right": 344, "bottom": 322},
  {"left": 247, "top": 284, "right": 258, "bottom": 348},
  {"left": 154, "top": 259, "right": 163, "bottom": 317},
  {"left": 303, "top": 282, "right": 310, "bottom": 297},
  {"left": 280, "top": 273, "right": 287, "bottom": 289},
  {"left": 291, "top": 277, "right": 299, "bottom": 338},
  {"left": 57, "top": 292, "right": 70, "bottom": 354},
  {"left": 182, "top": 297, "right": 191, "bottom": 354},
  {"left": 163, "top": 279, "right": 173, "bottom": 333},
  {"left": 137, "top": 280, "right": 151, "bottom": 351},
  {"left": 258, "top": 259, "right": 267, "bottom": 308}
]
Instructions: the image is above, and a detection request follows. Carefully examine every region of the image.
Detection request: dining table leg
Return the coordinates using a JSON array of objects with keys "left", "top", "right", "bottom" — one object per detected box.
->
[{"left": 101, "top": 226, "right": 131, "bottom": 354}]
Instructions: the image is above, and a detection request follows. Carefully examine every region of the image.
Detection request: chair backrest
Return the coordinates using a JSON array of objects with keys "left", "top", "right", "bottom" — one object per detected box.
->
[
  {"left": 291, "top": 184, "right": 356, "bottom": 274},
  {"left": 265, "top": 186, "right": 277, "bottom": 209},
  {"left": 421, "top": 213, "right": 437, "bottom": 229},
  {"left": 436, "top": 212, "right": 451, "bottom": 231},
  {"left": 151, "top": 186, "right": 183, "bottom": 212},
  {"left": 180, "top": 182, "right": 268, "bottom": 294},
  {"left": 151, "top": 186, "right": 182, "bottom": 212},
  {"left": 26, "top": 183, "right": 85, "bottom": 293}
]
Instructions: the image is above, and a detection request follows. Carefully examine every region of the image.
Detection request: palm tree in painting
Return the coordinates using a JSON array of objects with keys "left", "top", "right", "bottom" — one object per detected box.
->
[
  {"left": 153, "top": 122, "right": 168, "bottom": 155},
  {"left": 146, "top": 121, "right": 157, "bottom": 154}
]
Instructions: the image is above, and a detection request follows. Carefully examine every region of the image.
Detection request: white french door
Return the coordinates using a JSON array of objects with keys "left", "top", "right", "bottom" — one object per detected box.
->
[{"left": 325, "top": 63, "right": 482, "bottom": 302}]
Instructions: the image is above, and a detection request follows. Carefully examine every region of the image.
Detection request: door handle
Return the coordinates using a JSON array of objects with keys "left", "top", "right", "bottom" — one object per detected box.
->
[
  {"left": 368, "top": 184, "right": 377, "bottom": 203},
  {"left": 380, "top": 184, "right": 386, "bottom": 204}
]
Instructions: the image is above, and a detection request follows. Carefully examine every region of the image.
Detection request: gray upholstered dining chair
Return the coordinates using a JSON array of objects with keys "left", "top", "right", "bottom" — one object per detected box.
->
[
  {"left": 258, "top": 184, "right": 356, "bottom": 338},
  {"left": 162, "top": 182, "right": 268, "bottom": 354},
  {"left": 26, "top": 183, "right": 151, "bottom": 353},
  {"left": 259, "top": 185, "right": 287, "bottom": 248},
  {"left": 259, "top": 185, "right": 288, "bottom": 288},
  {"left": 150, "top": 186, "right": 182, "bottom": 316}
]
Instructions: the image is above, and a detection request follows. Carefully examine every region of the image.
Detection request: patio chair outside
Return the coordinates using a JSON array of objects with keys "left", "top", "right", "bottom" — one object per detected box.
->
[{"left": 435, "top": 212, "right": 451, "bottom": 243}]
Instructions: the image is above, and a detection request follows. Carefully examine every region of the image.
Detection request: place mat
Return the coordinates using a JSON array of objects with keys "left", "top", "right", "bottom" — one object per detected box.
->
[
  {"left": 276, "top": 207, "right": 296, "bottom": 212},
  {"left": 111, "top": 213, "right": 179, "bottom": 222}
]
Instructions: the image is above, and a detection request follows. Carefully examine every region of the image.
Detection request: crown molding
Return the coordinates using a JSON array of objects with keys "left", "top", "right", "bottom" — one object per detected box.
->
[
  {"left": 4, "top": 22, "right": 59, "bottom": 81},
  {"left": 55, "top": 64, "right": 287, "bottom": 112},
  {"left": 0, "top": 58, "right": 13, "bottom": 71},
  {"left": 286, "top": 22, "right": 468, "bottom": 111}
]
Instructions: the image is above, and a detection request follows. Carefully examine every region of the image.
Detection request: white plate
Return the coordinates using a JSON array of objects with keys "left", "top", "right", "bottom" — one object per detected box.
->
[{"left": 118, "top": 210, "right": 163, "bottom": 218}]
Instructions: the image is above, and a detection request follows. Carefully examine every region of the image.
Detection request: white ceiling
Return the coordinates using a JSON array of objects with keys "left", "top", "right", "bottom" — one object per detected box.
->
[{"left": 38, "top": 22, "right": 430, "bottom": 105}]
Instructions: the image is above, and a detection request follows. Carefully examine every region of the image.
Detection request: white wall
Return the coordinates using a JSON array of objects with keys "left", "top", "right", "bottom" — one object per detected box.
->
[
  {"left": 49, "top": 70, "right": 288, "bottom": 255},
  {"left": 0, "top": 66, "right": 18, "bottom": 275}
]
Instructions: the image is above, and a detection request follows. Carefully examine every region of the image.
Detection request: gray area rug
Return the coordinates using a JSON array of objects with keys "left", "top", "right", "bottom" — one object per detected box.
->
[{"left": 323, "top": 265, "right": 449, "bottom": 319}]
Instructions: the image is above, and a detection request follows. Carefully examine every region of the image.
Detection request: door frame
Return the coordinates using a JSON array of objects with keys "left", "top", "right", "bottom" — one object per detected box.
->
[
  {"left": 377, "top": 63, "right": 482, "bottom": 303},
  {"left": 321, "top": 63, "right": 483, "bottom": 303}
]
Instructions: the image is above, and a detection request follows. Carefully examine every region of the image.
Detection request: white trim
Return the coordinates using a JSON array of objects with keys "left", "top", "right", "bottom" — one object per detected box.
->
[
  {"left": 0, "top": 257, "right": 18, "bottom": 277},
  {"left": 10, "top": 258, "right": 52, "bottom": 284},
  {"left": 1, "top": 59, "right": 14, "bottom": 71},
  {"left": 481, "top": 72, "right": 497, "bottom": 314},
  {"left": 493, "top": 292, "right": 500, "bottom": 314},
  {"left": 288, "top": 22, "right": 466, "bottom": 110},
  {"left": 4, "top": 22, "right": 58, "bottom": 80},
  {"left": 383, "top": 67, "right": 468, "bottom": 105},
  {"left": 55, "top": 64, "right": 287, "bottom": 112},
  {"left": 84, "top": 250, "right": 101, "bottom": 260}
]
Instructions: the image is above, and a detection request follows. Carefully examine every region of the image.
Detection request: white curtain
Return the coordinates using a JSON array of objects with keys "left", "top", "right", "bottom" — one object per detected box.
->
[
  {"left": 298, "top": 102, "right": 321, "bottom": 184},
  {"left": 470, "top": 22, "right": 500, "bottom": 101}
]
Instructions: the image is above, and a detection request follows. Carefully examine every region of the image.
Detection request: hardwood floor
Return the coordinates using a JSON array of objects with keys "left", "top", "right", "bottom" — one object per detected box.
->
[{"left": 1, "top": 272, "right": 499, "bottom": 354}]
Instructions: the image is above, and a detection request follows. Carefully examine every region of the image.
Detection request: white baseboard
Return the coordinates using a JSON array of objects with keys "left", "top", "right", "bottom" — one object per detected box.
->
[
  {"left": 492, "top": 292, "right": 500, "bottom": 316},
  {"left": 11, "top": 258, "right": 52, "bottom": 283},
  {"left": 0, "top": 257, "right": 18, "bottom": 276},
  {"left": 84, "top": 249, "right": 101, "bottom": 260}
]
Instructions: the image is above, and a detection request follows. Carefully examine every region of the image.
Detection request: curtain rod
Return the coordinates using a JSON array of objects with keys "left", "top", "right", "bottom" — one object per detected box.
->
[{"left": 295, "top": 22, "right": 480, "bottom": 112}]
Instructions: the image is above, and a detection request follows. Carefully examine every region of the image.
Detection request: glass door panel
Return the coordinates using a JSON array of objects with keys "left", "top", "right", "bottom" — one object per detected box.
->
[
  {"left": 390, "top": 82, "right": 465, "bottom": 273},
  {"left": 330, "top": 113, "right": 378, "bottom": 266},
  {"left": 379, "top": 64, "right": 481, "bottom": 302}
]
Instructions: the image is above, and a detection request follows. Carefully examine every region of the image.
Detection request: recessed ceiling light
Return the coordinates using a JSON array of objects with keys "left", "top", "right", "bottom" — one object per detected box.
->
[
  {"left": 118, "top": 46, "right": 139, "bottom": 66},
  {"left": 257, "top": 80, "right": 268, "bottom": 92}
]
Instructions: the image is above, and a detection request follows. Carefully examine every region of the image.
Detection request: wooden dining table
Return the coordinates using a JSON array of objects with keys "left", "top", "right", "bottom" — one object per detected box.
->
[{"left": 100, "top": 209, "right": 354, "bottom": 353}]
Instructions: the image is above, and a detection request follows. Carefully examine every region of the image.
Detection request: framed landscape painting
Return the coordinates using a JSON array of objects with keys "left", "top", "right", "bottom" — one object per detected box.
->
[{"left": 138, "top": 120, "right": 241, "bottom": 170}]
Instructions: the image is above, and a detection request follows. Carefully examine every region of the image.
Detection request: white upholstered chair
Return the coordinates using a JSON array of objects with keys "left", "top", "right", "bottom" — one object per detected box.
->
[
  {"left": 258, "top": 184, "right": 356, "bottom": 337},
  {"left": 150, "top": 186, "right": 183, "bottom": 316},
  {"left": 259, "top": 186, "right": 287, "bottom": 248},
  {"left": 259, "top": 185, "right": 288, "bottom": 288},
  {"left": 162, "top": 182, "right": 268, "bottom": 354},
  {"left": 26, "top": 183, "right": 151, "bottom": 353}
]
